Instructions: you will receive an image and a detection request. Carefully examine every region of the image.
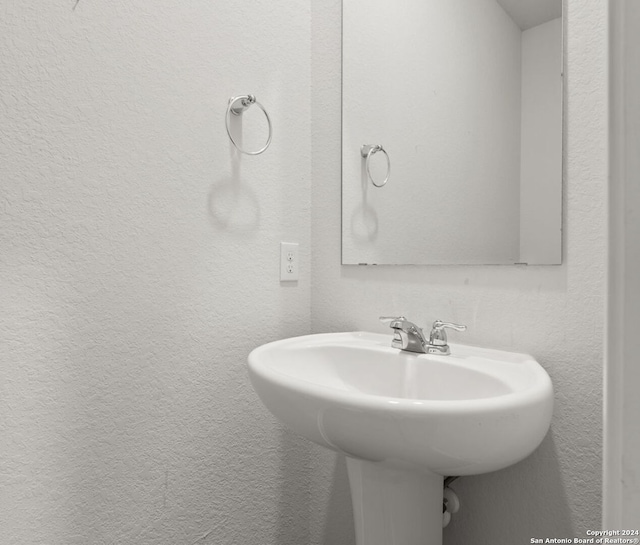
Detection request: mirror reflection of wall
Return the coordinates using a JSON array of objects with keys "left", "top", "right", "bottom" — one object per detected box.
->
[{"left": 342, "top": 0, "right": 562, "bottom": 265}]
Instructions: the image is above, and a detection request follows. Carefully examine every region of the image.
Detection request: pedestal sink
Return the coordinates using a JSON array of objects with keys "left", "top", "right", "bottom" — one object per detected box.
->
[{"left": 247, "top": 332, "right": 553, "bottom": 545}]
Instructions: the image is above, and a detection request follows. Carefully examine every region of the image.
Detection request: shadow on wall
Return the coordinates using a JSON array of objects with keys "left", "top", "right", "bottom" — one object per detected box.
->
[
  {"left": 208, "top": 147, "right": 261, "bottom": 233},
  {"left": 276, "top": 431, "right": 355, "bottom": 545},
  {"left": 444, "top": 433, "right": 575, "bottom": 543},
  {"left": 276, "top": 428, "right": 313, "bottom": 545},
  {"left": 320, "top": 456, "right": 355, "bottom": 545}
]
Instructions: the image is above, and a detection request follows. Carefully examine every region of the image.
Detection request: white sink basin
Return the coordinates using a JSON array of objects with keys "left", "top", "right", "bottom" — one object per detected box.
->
[
  {"left": 249, "top": 331, "right": 553, "bottom": 475},
  {"left": 248, "top": 331, "right": 553, "bottom": 544}
]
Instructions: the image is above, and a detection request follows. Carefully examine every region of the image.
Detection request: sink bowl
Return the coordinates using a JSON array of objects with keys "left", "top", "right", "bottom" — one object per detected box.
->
[
  {"left": 248, "top": 331, "right": 553, "bottom": 544},
  {"left": 248, "top": 331, "right": 553, "bottom": 475}
]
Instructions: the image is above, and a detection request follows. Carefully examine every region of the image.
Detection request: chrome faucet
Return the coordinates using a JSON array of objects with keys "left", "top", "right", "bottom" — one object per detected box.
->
[
  {"left": 379, "top": 316, "right": 467, "bottom": 355},
  {"left": 379, "top": 316, "right": 428, "bottom": 353}
]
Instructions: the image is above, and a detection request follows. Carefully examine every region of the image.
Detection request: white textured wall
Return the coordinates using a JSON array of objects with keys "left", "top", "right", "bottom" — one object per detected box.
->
[
  {"left": 312, "top": 0, "right": 605, "bottom": 541},
  {"left": 0, "top": 2, "right": 325, "bottom": 544}
]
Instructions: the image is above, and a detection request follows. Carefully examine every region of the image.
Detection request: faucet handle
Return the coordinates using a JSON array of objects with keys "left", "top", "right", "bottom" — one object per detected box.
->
[
  {"left": 432, "top": 320, "right": 467, "bottom": 332},
  {"left": 429, "top": 320, "right": 467, "bottom": 346},
  {"left": 379, "top": 316, "right": 407, "bottom": 328}
]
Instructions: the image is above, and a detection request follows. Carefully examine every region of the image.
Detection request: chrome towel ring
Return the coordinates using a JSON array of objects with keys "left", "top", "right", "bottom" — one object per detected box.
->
[
  {"left": 225, "top": 95, "right": 273, "bottom": 155},
  {"left": 361, "top": 144, "right": 390, "bottom": 187}
]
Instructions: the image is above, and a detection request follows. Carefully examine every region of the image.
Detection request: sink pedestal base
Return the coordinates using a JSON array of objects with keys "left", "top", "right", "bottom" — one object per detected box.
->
[{"left": 346, "top": 458, "right": 444, "bottom": 545}]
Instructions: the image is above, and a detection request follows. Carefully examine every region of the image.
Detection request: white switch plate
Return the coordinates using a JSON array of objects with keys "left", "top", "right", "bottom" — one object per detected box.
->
[{"left": 280, "top": 242, "right": 299, "bottom": 282}]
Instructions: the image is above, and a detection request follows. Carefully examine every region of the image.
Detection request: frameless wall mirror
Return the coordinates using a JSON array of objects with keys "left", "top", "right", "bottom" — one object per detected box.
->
[{"left": 342, "top": 0, "right": 563, "bottom": 265}]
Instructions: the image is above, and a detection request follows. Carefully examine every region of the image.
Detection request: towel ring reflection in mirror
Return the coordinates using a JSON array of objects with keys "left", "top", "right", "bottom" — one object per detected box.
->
[
  {"left": 225, "top": 95, "right": 273, "bottom": 155},
  {"left": 361, "top": 144, "right": 390, "bottom": 187}
]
